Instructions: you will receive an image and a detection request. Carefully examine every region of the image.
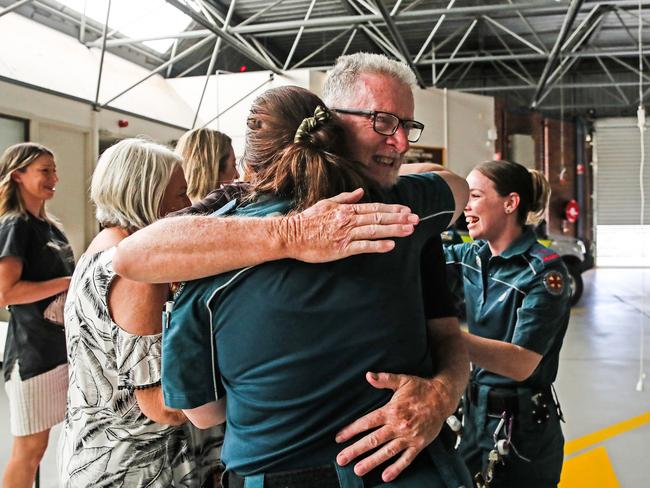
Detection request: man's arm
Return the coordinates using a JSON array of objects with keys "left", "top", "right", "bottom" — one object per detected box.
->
[
  {"left": 336, "top": 233, "right": 470, "bottom": 483},
  {"left": 113, "top": 188, "right": 420, "bottom": 283},
  {"left": 335, "top": 320, "right": 469, "bottom": 482},
  {"left": 399, "top": 163, "right": 468, "bottom": 224}
]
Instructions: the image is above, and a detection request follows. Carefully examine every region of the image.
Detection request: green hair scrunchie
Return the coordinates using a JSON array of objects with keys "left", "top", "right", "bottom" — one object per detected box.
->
[{"left": 293, "top": 105, "right": 331, "bottom": 144}]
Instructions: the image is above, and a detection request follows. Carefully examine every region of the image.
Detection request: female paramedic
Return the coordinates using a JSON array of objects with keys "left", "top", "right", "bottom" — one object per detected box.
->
[{"left": 445, "top": 160, "right": 570, "bottom": 488}]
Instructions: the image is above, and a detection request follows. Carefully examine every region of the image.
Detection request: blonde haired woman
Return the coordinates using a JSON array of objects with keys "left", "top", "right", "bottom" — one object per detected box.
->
[
  {"left": 176, "top": 128, "right": 239, "bottom": 203},
  {"left": 58, "top": 139, "right": 222, "bottom": 487},
  {"left": 0, "top": 142, "right": 73, "bottom": 488}
]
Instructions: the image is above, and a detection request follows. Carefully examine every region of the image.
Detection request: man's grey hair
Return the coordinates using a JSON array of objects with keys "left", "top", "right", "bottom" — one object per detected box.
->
[{"left": 322, "top": 52, "right": 417, "bottom": 106}]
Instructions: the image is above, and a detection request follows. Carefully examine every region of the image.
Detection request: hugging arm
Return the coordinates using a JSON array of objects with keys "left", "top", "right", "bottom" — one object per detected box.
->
[
  {"left": 113, "top": 189, "right": 419, "bottom": 283},
  {"left": 336, "top": 219, "right": 470, "bottom": 482}
]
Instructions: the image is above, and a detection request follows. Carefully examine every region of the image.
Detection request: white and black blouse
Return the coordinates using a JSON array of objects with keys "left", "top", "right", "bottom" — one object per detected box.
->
[{"left": 58, "top": 247, "right": 223, "bottom": 487}]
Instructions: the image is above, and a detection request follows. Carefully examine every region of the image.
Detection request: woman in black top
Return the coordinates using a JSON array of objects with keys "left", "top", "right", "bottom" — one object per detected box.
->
[{"left": 0, "top": 142, "right": 74, "bottom": 488}]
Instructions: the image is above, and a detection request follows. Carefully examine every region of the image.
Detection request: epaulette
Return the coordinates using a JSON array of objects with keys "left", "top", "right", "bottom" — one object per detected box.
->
[{"left": 527, "top": 244, "right": 562, "bottom": 273}]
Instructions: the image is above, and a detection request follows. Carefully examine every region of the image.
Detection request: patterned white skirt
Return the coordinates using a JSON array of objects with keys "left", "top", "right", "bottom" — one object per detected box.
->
[{"left": 4, "top": 361, "right": 68, "bottom": 436}]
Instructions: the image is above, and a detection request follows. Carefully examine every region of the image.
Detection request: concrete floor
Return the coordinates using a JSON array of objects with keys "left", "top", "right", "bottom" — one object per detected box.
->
[{"left": 0, "top": 267, "right": 649, "bottom": 487}]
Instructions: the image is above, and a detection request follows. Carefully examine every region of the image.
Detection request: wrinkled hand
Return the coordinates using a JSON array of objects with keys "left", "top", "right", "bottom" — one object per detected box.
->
[
  {"left": 285, "top": 188, "right": 419, "bottom": 263},
  {"left": 335, "top": 372, "right": 452, "bottom": 483}
]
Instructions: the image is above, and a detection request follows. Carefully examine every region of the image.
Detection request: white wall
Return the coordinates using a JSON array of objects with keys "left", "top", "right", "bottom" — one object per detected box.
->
[
  {"left": 168, "top": 69, "right": 312, "bottom": 158},
  {"left": 446, "top": 89, "right": 496, "bottom": 176},
  {"left": 0, "top": 79, "right": 186, "bottom": 255}
]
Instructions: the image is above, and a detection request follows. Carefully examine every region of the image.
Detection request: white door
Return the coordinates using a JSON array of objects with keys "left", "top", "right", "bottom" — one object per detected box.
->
[
  {"left": 594, "top": 118, "right": 650, "bottom": 266},
  {"left": 38, "top": 123, "right": 92, "bottom": 260}
]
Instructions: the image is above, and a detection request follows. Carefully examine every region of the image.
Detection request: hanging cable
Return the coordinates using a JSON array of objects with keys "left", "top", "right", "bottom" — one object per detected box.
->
[
  {"left": 560, "top": 83, "right": 567, "bottom": 185},
  {"left": 635, "top": 0, "right": 646, "bottom": 392}
]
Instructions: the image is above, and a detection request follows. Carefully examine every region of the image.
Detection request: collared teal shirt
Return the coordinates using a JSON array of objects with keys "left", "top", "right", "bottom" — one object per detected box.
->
[
  {"left": 161, "top": 173, "right": 463, "bottom": 480},
  {"left": 445, "top": 227, "right": 570, "bottom": 389}
]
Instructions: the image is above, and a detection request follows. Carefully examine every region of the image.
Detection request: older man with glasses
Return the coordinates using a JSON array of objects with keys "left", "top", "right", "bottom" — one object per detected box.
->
[
  {"left": 114, "top": 52, "right": 470, "bottom": 487},
  {"left": 322, "top": 53, "right": 469, "bottom": 485}
]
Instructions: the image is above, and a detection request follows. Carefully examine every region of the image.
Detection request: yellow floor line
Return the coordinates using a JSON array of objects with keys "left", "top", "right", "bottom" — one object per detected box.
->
[
  {"left": 564, "top": 410, "right": 650, "bottom": 456},
  {"left": 560, "top": 446, "right": 620, "bottom": 488}
]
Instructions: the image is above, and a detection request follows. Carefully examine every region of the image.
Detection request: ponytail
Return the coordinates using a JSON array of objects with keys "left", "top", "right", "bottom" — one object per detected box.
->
[
  {"left": 526, "top": 169, "right": 550, "bottom": 225},
  {"left": 243, "top": 86, "right": 373, "bottom": 210}
]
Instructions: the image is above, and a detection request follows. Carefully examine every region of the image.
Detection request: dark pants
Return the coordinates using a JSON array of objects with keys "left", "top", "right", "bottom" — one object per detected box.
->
[
  {"left": 459, "top": 387, "right": 564, "bottom": 488},
  {"left": 223, "top": 437, "right": 472, "bottom": 488}
]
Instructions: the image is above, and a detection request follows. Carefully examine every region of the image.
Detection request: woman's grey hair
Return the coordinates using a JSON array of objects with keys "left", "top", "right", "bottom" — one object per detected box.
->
[
  {"left": 322, "top": 52, "right": 417, "bottom": 106},
  {"left": 91, "top": 138, "right": 181, "bottom": 230},
  {"left": 0, "top": 142, "right": 55, "bottom": 222}
]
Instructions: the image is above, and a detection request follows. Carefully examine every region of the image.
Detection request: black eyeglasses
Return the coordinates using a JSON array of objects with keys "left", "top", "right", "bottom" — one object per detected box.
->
[{"left": 332, "top": 108, "right": 424, "bottom": 143}]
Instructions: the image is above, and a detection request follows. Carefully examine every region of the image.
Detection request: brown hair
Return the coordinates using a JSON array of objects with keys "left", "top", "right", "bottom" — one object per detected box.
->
[
  {"left": 474, "top": 160, "right": 550, "bottom": 226},
  {"left": 242, "top": 85, "right": 372, "bottom": 211},
  {"left": 176, "top": 128, "right": 232, "bottom": 201},
  {"left": 0, "top": 142, "right": 55, "bottom": 221}
]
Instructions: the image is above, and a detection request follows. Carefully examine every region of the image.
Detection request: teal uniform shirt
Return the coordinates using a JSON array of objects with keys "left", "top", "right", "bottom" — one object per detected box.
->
[
  {"left": 445, "top": 227, "right": 570, "bottom": 487},
  {"left": 162, "top": 173, "right": 471, "bottom": 486},
  {"left": 445, "top": 227, "right": 570, "bottom": 388}
]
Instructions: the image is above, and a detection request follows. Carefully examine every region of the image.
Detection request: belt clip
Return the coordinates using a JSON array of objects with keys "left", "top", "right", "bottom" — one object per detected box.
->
[
  {"left": 531, "top": 392, "right": 551, "bottom": 425},
  {"left": 163, "top": 301, "right": 174, "bottom": 330}
]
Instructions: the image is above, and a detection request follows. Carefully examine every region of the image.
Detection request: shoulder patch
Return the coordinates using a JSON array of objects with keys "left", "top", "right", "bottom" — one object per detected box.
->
[{"left": 542, "top": 270, "right": 565, "bottom": 296}]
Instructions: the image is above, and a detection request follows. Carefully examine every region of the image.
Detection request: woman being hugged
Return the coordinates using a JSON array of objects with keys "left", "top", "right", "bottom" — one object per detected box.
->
[
  {"left": 58, "top": 139, "right": 222, "bottom": 487},
  {"left": 446, "top": 160, "right": 570, "bottom": 487},
  {"left": 0, "top": 143, "right": 73, "bottom": 488}
]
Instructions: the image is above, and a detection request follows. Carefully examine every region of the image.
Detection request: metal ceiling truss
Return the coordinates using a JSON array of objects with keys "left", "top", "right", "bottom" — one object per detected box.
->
[{"left": 5, "top": 0, "right": 650, "bottom": 119}]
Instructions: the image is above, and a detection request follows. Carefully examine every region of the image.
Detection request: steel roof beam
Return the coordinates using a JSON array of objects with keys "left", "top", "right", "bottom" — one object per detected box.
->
[
  {"left": 507, "top": 0, "right": 547, "bottom": 54},
  {"left": 531, "top": 0, "right": 583, "bottom": 108},
  {"left": 418, "top": 47, "right": 650, "bottom": 65},
  {"left": 29, "top": 0, "right": 166, "bottom": 63},
  {"left": 459, "top": 80, "right": 649, "bottom": 92},
  {"left": 483, "top": 16, "right": 534, "bottom": 83},
  {"left": 596, "top": 57, "right": 630, "bottom": 104},
  {"left": 482, "top": 15, "right": 545, "bottom": 55},
  {"left": 87, "top": 30, "right": 212, "bottom": 48},
  {"left": 346, "top": 0, "right": 402, "bottom": 59},
  {"left": 165, "top": 0, "right": 282, "bottom": 74},
  {"left": 100, "top": 33, "right": 217, "bottom": 108},
  {"left": 414, "top": 0, "right": 455, "bottom": 64},
  {"left": 235, "top": 0, "right": 286, "bottom": 28},
  {"left": 291, "top": 26, "right": 354, "bottom": 69},
  {"left": 535, "top": 7, "right": 607, "bottom": 106},
  {"left": 451, "top": 60, "right": 474, "bottom": 89},
  {"left": 192, "top": 0, "right": 238, "bottom": 128},
  {"left": 283, "top": 0, "right": 317, "bottom": 70},
  {"left": 0, "top": 0, "right": 33, "bottom": 18},
  {"left": 338, "top": 0, "right": 401, "bottom": 60},
  {"left": 434, "top": 19, "right": 477, "bottom": 85},
  {"left": 229, "top": 1, "right": 641, "bottom": 36},
  {"left": 373, "top": 0, "right": 425, "bottom": 88},
  {"left": 93, "top": 0, "right": 111, "bottom": 110},
  {"left": 341, "top": 27, "right": 357, "bottom": 56}
]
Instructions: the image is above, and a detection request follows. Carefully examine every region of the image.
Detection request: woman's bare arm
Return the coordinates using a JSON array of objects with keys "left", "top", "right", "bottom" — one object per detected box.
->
[
  {"left": 183, "top": 399, "right": 227, "bottom": 429},
  {"left": 109, "top": 276, "right": 187, "bottom": 425},
  {"left": 0, "top": 256, "right": 70, "bottom": 307}
]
